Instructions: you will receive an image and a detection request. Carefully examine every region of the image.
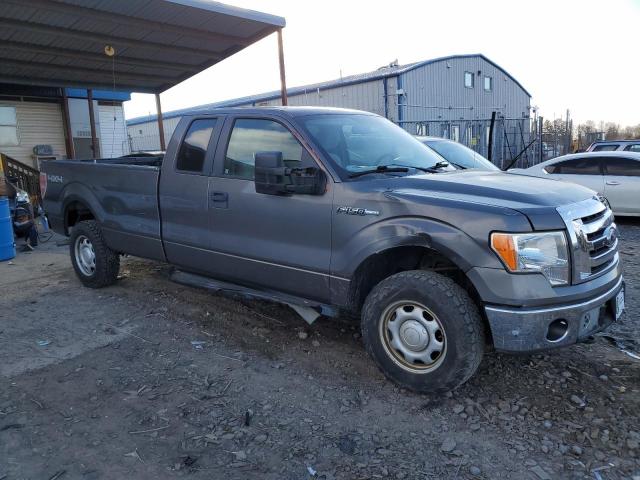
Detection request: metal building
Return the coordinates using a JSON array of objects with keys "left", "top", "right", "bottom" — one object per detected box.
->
[{"left": 127, "top": 54, "right": 532, "bottom": 165}]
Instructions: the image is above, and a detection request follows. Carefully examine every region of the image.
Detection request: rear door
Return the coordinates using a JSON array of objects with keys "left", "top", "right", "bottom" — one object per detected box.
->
[
  {"left": 545, "top": 156, "right": 605, "bottom": 194},
  {"left": 602, "top": 156, "right": 640, "bottom": 215},
  {"left": 159, "top": 116, "right": 223, "bottom": 271},
  {"left": 206, "top": 114, "right": 333, "bottom": 302}
]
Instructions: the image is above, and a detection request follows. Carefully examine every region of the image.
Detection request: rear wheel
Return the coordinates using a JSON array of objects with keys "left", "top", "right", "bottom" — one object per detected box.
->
[
  {"left": 361, "top": 270, "right": 484, "bottom": 393},
  {"left": 69, "top": 220, "right": 120, "bottom": 288}
]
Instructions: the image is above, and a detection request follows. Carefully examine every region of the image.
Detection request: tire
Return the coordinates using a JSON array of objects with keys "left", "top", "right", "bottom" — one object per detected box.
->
[
  {"left": 69, "top": 220, "right": 120, "bottom": 288},
  {"left": 361, "top": 270, "right": 484, "bottom": 394}
]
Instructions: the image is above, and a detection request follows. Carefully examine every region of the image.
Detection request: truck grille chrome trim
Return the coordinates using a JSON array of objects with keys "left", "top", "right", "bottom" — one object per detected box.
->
[{"left": 557, "top": 197, "right": 619, "bottom": 284}]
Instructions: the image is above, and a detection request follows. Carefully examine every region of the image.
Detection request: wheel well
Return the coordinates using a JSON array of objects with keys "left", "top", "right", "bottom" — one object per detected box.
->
[
  {"left": 65, "top": 201, "right": 95, "bottom": 233},
  {"left": 349, "top": 246, "right": 491, "bottom": 341}
]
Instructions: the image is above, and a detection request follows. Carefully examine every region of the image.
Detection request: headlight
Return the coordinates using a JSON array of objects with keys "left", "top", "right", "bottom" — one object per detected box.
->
[{"left": 491, "top": 231, "right": 569, "bottom": 286}]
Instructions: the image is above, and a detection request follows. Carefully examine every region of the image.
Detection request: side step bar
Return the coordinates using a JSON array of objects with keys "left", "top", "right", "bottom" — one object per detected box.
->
[{"left": 169, "top": 269, "right": 338, "bottom": 324}]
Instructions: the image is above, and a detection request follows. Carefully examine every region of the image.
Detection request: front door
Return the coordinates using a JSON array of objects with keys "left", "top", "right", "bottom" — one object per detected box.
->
[
  {"left": 603, "top": 156, "right": 640, "bottom": 215},
  {"left": 207, "top": 115, "right": 333, "bottom": 302},
  {"left": 550, "top": 156, "right": 605, "bottom": 195},
  {"left": 159, "top": 116, "right": 222, "bottom": 272}
]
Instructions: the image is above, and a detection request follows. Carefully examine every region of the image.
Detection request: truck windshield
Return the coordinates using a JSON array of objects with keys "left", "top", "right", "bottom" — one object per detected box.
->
[{"left": 301, "top": 114, "right": 451, "bottom": 178}]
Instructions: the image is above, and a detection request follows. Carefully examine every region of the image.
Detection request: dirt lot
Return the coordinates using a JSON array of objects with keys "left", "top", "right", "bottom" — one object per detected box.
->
[{"left": 1, "top": 220, "right": 639, "bottom": 480}]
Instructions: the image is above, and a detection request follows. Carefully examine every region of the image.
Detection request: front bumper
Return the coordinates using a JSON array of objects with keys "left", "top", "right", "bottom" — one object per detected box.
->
[{"left": 485, "top": 276, "right": 624, "bottom": 352}]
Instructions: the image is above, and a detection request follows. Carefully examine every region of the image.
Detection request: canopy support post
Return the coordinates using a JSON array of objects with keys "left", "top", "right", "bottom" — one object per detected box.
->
[
  {"left": 61, "top": 89, "right": 75, "bottom": 159},
  {"left": 155, "top": 93, "right": 166, "bottom": 151},
  {"left": 277, "top": 28, "right": 288, "bottom": 106},
  {"left": 87, "top": 88, "right": 98, "bottom": 158}
]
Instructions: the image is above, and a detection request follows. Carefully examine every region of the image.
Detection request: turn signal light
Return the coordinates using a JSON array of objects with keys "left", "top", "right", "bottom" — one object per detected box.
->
[{"left": 491, "top": 233, "right": 517, "bottom": 270}]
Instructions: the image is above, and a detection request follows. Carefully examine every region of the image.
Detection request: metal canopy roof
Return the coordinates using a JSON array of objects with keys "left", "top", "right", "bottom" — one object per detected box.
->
[{"left": 0, "top": 0, "right": 286, "bottom": 93}]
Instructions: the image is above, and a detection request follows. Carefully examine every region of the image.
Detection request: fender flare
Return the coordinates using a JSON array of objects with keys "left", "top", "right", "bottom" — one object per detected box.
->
[
  {"left": 334, "top": 216, "right": 501, "bottom": 280},
  {"left": 60, "top": 183, "right": 105, "bottom": 233}
]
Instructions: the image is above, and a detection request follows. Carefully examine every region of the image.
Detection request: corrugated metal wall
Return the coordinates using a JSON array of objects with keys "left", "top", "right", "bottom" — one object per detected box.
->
[
  {"left": 126, "top": 80, "right": 387, "bottom": 144},
  {"left": 0, "top": 100, "right": 66, "bottom": 168},
  {"left": 98, "top": 104, "right": 129, "bottom": 157},
  {"left": 399, "top": 57, "right": 530, "bottom": 124},
  {"left": 127, "top": 116, "right": 180, "bottom": 151},
  {"left": 126, "top": 56, "right": 530, "bottom": 149},
  {"left": 255, "top": 79, "right": 386, "bottom": 115}
]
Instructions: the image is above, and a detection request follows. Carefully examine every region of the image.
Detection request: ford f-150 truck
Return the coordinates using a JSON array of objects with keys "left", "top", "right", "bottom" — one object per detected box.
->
[{"left": 41, "top": 107, "right": 625, "bottom": 393}]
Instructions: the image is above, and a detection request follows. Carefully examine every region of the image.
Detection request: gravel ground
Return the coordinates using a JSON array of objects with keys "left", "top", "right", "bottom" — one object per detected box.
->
[{"left": 0, "top": 219, "right": 638, "bottom": 480}]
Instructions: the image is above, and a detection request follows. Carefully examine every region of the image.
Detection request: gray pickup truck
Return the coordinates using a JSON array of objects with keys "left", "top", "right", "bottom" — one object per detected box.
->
[{"left": 41, "top": 107, "right": 625, "bottom": 393}]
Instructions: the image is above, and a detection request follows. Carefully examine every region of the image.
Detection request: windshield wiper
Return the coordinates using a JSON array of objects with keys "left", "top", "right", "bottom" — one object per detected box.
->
[
  {"left": 388, "top": 161, "right": 451, "bottom": 174},
  {"left": 446, "top": 161, "right": 467, "bottom": 170},
  {"left": 348, "top": 165, "right": 409, "bottom": 178}
]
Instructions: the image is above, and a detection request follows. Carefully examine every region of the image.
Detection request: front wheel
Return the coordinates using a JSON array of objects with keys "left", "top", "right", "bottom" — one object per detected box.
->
[
  {"left": 361, "top": 270, "right": 485, "bottom": 393},
  {"left": 69, "top": 220, "right": 120, "bottom": 288}
]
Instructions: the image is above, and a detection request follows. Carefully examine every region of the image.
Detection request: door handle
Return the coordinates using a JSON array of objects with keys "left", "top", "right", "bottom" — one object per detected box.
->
[
  {"left": 209, "top": 191, "right": 228, "bottom": 209},
  {"left": 210, "top": 191, "right": 228, "bottom": 202},
  {"left": 606, "top": 180, "right": 620, "bottom": 186}
]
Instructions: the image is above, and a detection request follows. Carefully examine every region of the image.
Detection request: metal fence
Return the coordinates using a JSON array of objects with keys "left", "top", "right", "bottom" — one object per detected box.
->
[
  {"left": 398, "top": 116, "right": 542, "bottom": 169},
  {"left": 126, "top": 134, "right": 165, "bottom": 153}
]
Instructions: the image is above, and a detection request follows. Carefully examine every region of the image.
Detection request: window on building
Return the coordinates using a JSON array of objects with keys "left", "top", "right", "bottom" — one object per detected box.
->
[
  {"left": 224, "top": 118, "right": 305, "bottom": 180},
  {"left": 604, "top": 157, "right": 640, "bottom": 176},
  {"left": 464, "top": 72, "right": 474, "bottom": 88},
  {"left": 175, "top": 118, "right": 217, "bottom": 173},
  {"left": 451, "top": 125, "right": 460, "bottom": 142},
  {"left": 484, "top": 76, "right": 493, "bottom": 92},
  {"left": 0, "top": 106, "right": 19, "bottom": 146}
]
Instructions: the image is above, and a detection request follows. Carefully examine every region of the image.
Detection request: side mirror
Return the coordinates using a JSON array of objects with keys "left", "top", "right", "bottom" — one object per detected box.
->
[{"left": 255, "top": 151, "right": 325, "bottom": 196}]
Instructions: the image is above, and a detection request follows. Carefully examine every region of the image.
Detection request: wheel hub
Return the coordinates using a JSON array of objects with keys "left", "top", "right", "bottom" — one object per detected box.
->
[
  {"left": 75, "top": 235, "right": 96, "bottom": 276},
  {"left": 379, "top": 302, "right": 446, "bottom": 372},
  {"left": 399, "top": 319, "right": 429, "bottom": 351}
]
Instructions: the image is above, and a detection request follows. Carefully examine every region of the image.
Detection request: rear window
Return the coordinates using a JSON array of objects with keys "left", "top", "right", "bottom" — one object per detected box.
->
[
  {"left": 623, "top": 144, "right": 640, "bottom": 153},
  {"left": 176, "top": 119, "right": 217, "bottom": 173},
  {"left": 591, "top": 144, "right": 619, "bottom": 152}
]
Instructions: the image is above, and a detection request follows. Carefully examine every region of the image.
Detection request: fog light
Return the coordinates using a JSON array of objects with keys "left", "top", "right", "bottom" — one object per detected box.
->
[{"left": 547, "top": 319, "right": 569, "bottom": 342}]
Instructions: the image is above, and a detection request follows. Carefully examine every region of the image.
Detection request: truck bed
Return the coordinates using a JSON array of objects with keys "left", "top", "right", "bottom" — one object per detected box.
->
[{"left": 42, "top": 156, "right": 165, "bottom": 261}]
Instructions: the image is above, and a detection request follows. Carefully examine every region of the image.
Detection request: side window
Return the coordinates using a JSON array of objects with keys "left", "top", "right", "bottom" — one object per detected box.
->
[
  {"left": 604, "top": 157, "right": 640, "bottom": 177},
  {"left": 551, "top": 158, "right": 602, "bottom": 175},
  {"left": 224, "top": 118, "right": 307, "bottom": 180},
  {"left": 592, "top": 144, "right": 619, "bottom": 152},
  {"left": 176, "top": 118, "right": 217, "bottom": 173},
  {"left": 483, "top": 76, "right": 492, "bottom": 92},
  {"left": 623, "top": 144, "right": 640, "bottom": 153}
]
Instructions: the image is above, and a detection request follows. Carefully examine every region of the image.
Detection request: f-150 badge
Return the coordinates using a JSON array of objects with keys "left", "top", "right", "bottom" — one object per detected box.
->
[{"left": 336, "top": 206, "right": 380, "bottom": 216}]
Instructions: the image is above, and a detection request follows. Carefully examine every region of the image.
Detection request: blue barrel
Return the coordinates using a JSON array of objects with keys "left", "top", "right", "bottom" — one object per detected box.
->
[{"left": 0, "top": 196, "right": 16, "bottom": 261}]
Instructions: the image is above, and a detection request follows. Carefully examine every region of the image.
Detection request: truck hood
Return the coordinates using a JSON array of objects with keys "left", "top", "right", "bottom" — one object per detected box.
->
[{"left": 384, "top": 170, "right": 596, "bottom": 229}]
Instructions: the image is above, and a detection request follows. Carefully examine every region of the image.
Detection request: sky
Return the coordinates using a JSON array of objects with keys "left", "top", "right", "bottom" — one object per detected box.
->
[{"left": 123, "top": 0, "right": 640, "bottom": 127}]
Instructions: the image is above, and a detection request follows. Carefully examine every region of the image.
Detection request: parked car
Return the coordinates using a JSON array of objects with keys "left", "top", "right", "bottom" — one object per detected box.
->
[
  {"left": 416, "top": 136, "right": 499, "bottom": 171},
  {"left": 587, "top": 140, "right": 640, "bottom": 153},
  {"left": 42, "top": 107, "right": 624, "bottom": 393},
  {"left": 511, "top": 152, "right": 640, "bottom": 216}
]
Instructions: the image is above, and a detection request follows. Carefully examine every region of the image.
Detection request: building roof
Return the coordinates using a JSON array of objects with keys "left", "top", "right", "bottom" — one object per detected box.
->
[
  {"left": 0, "top": 0, "right": 285, "bottom": 94},
  {"left": 127, "top": 53, "right": 531, "bottom": 126}
]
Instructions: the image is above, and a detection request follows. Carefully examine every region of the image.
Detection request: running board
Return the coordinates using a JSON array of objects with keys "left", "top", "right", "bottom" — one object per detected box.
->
[{"left": 169, "top": 269, "right": 337, "bottom": 324}]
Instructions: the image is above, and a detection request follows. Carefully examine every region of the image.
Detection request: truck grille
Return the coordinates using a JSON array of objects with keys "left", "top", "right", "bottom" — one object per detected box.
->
[{"left": 557, "top": 197, "right": 619, "bottom": 284}]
